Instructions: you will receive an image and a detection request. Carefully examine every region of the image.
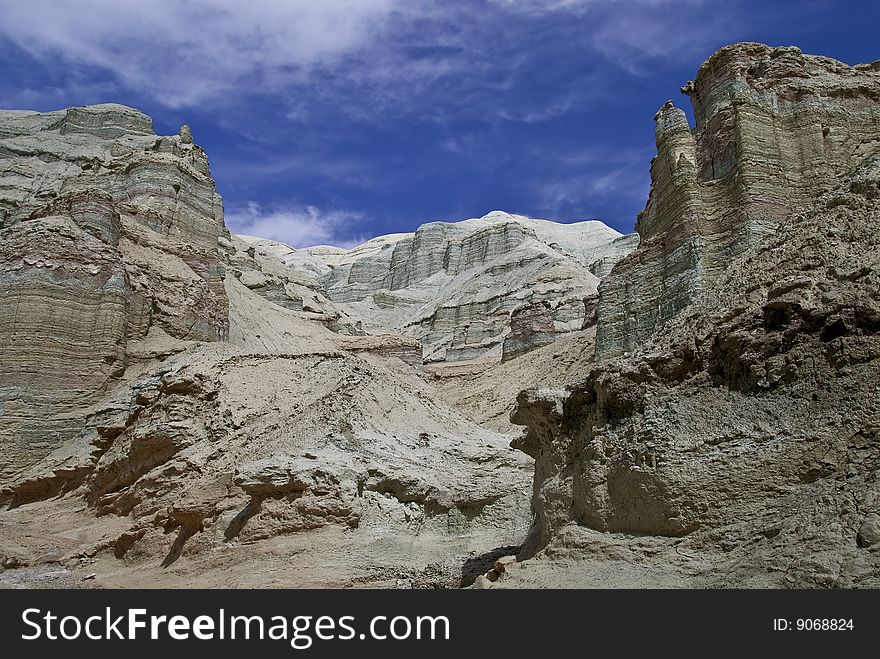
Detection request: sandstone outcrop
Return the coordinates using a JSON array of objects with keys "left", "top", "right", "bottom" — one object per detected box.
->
[
  {"left": 0, "top": 105, "right": 227, "bottom": 481},
  {"left": 597, "top": 43, "right": 880, "bottom": 357},
  {"left": 222, "top": 234, "right": 342, "bottom": 320},
  {"left": 0, "top": 105, "right": 534, "bottom": 587},
  {"left": 502, "top": 301, "right": 556, "bottom": 362},
  {"left": 509, "top": 51, "right": 880, "bottom": 587},
  {"left": 308, "top": 211, "right": 636, "bottom": 362},
  {"left": 77, "top": 341, "right": 530, "bottom": 552}
]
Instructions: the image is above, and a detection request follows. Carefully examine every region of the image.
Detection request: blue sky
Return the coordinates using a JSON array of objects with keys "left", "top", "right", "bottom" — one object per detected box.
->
[{"left": 1, "top": 0, "right": 877, "bottom": 247}]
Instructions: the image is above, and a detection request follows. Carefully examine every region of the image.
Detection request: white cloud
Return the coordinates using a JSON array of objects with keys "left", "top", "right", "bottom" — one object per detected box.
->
[
  {"left": 217, "top": 152, "right": 376, "bottom": 189},
  {"left": 487, "top": 0, "right": 593, "bottom": 14},
  {"left": 534, "top": 145, "right": 651, "bottom": 218},
  {"left": 589, "top": 1, "right": 726, "bottom": 73},
  {"left": 498, "top": 95, "right": 575, "bottom": 123},
  {"left": 225, "top": 201, "right": 367, "bottom": 248},
  {"left": 0, "top": 0, "right": 737, "bottom": 112},
  {"left": 0, "top": 0, "right": 400, "bottom": 108},
  {"left": 491, "top": 0, "right": 725, "bottom": 72}
]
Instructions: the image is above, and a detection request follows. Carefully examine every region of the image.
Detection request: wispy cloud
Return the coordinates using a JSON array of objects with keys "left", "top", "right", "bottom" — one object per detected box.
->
[
  {"left": 533, "top": 145, "right": 652, "bottom": 223},
  {"left": 0, "top": 0, "right": 399, "bottom": 108},
  {"left": 225, "top": 201, "right": 367, "bottom": 248},
  {"left": 440, "top": 134, "right": 479, "bottom": 154},
  {"left": 487, "top": 0, "right": 593, "bottom": 15},
  {"left": 589, "top": 1, "right": 731, "bottom": 74},
  {"left": 498, "top": 95, "right": 575, "bottom": 123},
  {"left": 0, "top": 1, "right": 738, "bottom": 115},
  {"left": 217, "top": 152, "right": 377, "bottom": 190}
]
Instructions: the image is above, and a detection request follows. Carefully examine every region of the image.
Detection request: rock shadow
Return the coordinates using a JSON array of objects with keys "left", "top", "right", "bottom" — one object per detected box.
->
[
  {"left": 161, "top": 526, "right": 196, "bottom": 568},
  {"left": 459, "top": 544, "right": 520, "bottom": 587},
  {"left": 224, "top": 498, "right": 261, "bottom": 541}
]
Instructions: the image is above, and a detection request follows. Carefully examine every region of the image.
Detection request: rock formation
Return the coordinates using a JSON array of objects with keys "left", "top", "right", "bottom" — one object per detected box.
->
[
  {"left": 0, "top": 104, "right": 536, "bottom": 588},
  {"left": 597, "top": 43, "right": 880, "bottom": 357},
  {"left": 507, "top": 45, "right": 880, "bottom": 587},
  {"left": 2, "top": 42, "right": 879, "bottom": 590},
  {"left": 0, "top": 105, "right": 227, "bottom": 481},
  {"left": 502, "top": 302, "right": 556, "bottom": 362},
  {"left": 309, "top": 211, "right": 635, "bottom": 362},
  {"left": 509, "top": 154, "right": 880, "bottom": 586}
]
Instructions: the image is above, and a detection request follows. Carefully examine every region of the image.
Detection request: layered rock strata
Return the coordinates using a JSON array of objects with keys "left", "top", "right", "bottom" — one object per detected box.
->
[
  {"left": 0, "top": 105, "right": 535, "bottom": 587},
  {"left": 0, "top": 105, "right": 228, "bottom": 479},
  {"left": 512, "top": 157, "right": 880, "bottom": 585},
  {"left": 597, "top": 43, "right": 880, "bottom": 357},
  {"left": 502, "top": 302, "right": 556, "bottom": 362},
  {"left": 309, "top": 211, "right": 636, "bottom": 362}
]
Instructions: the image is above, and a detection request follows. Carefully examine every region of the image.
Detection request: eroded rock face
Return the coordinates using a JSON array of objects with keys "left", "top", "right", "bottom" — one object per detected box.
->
[
  {"left": 225, "top": 212, "right": 636, "bottom": 366},
  {"left": 0, "top": 104, "right": 228, "bottom": 479},
  {"left": 512, "top": 152, "right": 880, "bottom": 587},
  {"left": 502, "top": 302, "right": 556, "bottom": 362},
  {"left": 597, "top": 43, "right": 880, "bottom": 357},
  {"left": 0, "top": 108, "right": 536, "bottom": 585},
  {"left": 311, "top": 211, "right": 636, "bottom": 362},
  {"left": 222, "top": 234, "right": 341, "bottom": 320},
  {"left": 3, "top": 43, "right": 878, "bottom": 589},
  {"left": 46, "top": 341, "right": 530, "bottom": 570},
  {"left": 1, "top": 263, "right": 535, "bottom": 586}
]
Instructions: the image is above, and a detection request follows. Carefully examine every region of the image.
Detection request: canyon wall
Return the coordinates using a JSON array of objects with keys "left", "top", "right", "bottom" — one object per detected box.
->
[
  {"left": 0, "top": 105, "right": 228, "bottom": 479},
  {"left": 3, "top": 42, "right": 877, "bottom": 588},
  {"left": 511, "top": 45, "right": 880, "bottom": 586},
  {"left": 316, "top": 212, "right": 636, "bottom": 362},
  {"left": 596, "top": 43, "right": 880, "bottom": 357},
  {"left": 0, "top": 106, "right": 539, "bottom": 586}
]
